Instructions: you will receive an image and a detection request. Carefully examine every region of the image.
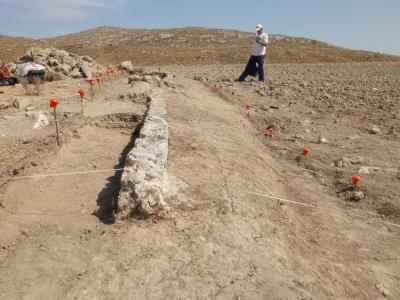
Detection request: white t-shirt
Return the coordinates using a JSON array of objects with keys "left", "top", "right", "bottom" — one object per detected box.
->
[
  {"left": 18, "top": 62, "right": 45, "bottom": 77},
  {"left": 252, "top": 33, "right": 269, "bottom": 56}
]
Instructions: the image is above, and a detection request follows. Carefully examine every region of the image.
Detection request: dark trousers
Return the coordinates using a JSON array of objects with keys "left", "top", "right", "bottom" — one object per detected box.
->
[
  {"left": 239, "top": 55, "right": 265, "bottom": 81},
  {"left": 27, "top": 70, "right": 45, "bottom": 84}
]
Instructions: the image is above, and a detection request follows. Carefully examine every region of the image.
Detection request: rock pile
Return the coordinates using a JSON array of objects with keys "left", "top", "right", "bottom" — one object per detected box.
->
[{"left": 8, "top": 47, "right": 100, "bottom": 80}]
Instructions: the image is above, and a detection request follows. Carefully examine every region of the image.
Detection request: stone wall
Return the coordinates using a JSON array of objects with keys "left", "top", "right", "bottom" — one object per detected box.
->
[{"left": 116, "top": 95, "right": 170, "bottom": 219}]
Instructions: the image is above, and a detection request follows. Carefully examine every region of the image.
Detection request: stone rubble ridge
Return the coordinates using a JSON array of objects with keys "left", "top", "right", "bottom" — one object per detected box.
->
[{"left": 116, "top": 95, "right": 170, "bottom": 219}]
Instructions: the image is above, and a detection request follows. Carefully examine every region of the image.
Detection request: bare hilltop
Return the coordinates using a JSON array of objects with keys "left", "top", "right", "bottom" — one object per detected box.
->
[{"left": 1, "top": 26, "right": 400, "bottom": 65}]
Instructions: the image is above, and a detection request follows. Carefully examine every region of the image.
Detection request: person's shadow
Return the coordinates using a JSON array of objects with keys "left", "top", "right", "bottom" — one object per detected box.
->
[{"left": 95, "top": 118, "right": 144, "bottom": 224}]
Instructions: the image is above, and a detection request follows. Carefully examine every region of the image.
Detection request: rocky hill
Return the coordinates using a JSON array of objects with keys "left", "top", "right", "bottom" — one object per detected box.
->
[{"left": 1, "top": 27, "right": 400, "bottom": 65}]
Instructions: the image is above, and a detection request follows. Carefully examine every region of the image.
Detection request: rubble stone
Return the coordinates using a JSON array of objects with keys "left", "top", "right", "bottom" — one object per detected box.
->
[
  {"left": 317, "top": 136, "right": 328, "bottom": 144},
  {"left": 120, "top": 61, "right": 134, "bottom": 73},
  {"left": 334, "top": 157, "right": 352, "bottom": 168},
  {"left": 369, "top": 125, "right": 383, "bottom": 135}
]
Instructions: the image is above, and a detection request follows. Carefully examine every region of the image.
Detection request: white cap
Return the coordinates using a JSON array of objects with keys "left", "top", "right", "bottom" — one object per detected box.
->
[{"left": 256, "top": 24, "right": 264, "bottom": 31}]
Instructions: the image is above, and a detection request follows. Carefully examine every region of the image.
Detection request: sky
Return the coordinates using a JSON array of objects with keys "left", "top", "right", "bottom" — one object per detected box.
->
[{"left": 0, "top": 0, "right": 399, "bottom": 55}]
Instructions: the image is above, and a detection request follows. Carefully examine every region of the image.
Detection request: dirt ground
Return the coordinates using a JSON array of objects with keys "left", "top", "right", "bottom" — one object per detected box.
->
[{"left": 0, "top": 64, "right": 399, "bottom": 299}]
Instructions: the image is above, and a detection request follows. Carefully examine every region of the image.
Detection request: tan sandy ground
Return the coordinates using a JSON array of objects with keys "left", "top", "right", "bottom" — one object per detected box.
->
[{"left": 0, "top": 77, "right": 399, "bottom": 299}]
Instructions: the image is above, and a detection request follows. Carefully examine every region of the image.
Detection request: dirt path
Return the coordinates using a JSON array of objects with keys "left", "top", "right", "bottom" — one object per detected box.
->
[
  {"left": 164, "top": 79, "right": 400, "bottom": 299},
  {"left": 0, "top": 78, "right": 399, "bottom": 299}
]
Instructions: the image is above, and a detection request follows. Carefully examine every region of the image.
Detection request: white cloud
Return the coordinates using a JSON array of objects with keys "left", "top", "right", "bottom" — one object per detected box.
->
[{"left": 1, "top": 0, "right": 125, "bottom": 20}]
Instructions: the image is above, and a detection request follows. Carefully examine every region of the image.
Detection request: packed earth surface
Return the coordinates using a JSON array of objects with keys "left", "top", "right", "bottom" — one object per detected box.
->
[{"left": 0, "top": 61, "right": 399, "bottom": 299}]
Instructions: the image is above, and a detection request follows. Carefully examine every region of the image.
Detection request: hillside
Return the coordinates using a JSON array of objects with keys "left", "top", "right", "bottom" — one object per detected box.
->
[
  {"left": 0, "top": 35, "right": 38, "bottom": 64},
  {"left": 1, "top": 26, "right": 400, "bottom": 65}
]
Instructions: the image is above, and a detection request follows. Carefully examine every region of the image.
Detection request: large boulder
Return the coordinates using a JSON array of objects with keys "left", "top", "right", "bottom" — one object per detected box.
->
[
  {"left": 79, "top": 62, "right": 93, "bottom": 79},
  {"left": 47, "top": 58, "right": 59, "bottom": 67},
  {"left": 54, "top": 64, "right": 72, "bottom": 76},
  {"left": 45, "top": 70, "right": 67, "bottom": 82},
  {"left": 56, "top": 49, "right": 69, "bottom": 58},
  {"left": 70, "top": 68, "right": 83, "bottom": 79}
]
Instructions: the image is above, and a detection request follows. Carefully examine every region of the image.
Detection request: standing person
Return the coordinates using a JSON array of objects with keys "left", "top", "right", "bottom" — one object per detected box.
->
[{"left": 237, "top": 24, "right": 269, "bottom": 82}]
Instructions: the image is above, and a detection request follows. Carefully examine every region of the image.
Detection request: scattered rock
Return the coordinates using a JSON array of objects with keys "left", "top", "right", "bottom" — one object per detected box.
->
[
  {"left": 128, "top": 75, "right": 142, "bottom": 84},
  {"left": 33, "top": 112, "right": 49, "bottom": 129},
  {"left": 353, "top": 191, "right": 365, "bottom": 201},
  {"left": 158, "top": 33, "right": 173, "bottom": 40},
  {"left": 0, "top": 103, "right": 10, "bottom": 110},
  {"left": 388, "top": 125, "right": 396, "bottom": 135},
  {"left": 369, "top": 125, "right": 383, "bottom": 135},
  {"left": 349, "top": 156, "right": 364, "bottom": 164},
  {"left": 25, "top": 112, "right": 36, "bottom": 118},
  {"left": 128, "top": 72, "right": 167, "bottom": 85},
  {"left": 375, "top": 284, "right": 390, "bottom": 298},
  {"left": 358, "top": 167, "right": 370, "bottom": 175},
  {"left": 334, "top": 157, "right": 352, "bottom": 168},
  {"left": 346, "top": 190, "right": 365, "bottom": 201},
  {"left": 256, "top": 90, "right": 266, "bottom": 97},
  {"left": 290, "top": 134, "right": 305, "bottom": 141},
  {"left": 317, "top": 136, "right": 328, "bottom": 144},
  {"left": 12, "top": 97, "right": 31, "bottom": 109},
  {"left": 346, "top": 134, "right": 362, "bottom": 141},
  {"left": 299, "top": 82, "right": 308, "bottom": 87},
  {"left": 25, "top": 105, "right": 36, "bottom": 112},
  {"left": 2, "top": 115, "right": 14, "bottom": 120},
  {"left": 384, "top": 168, "right": 398, "bottom": 175},
  {"left": 369, "top": 167, "right": 381, "bottom": 172},
  {"left": 143, "top": 75, "right": 159, "bottom": 83}
]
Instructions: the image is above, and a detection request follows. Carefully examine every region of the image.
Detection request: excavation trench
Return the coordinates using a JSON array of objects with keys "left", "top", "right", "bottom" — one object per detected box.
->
[
  {"left": 0, "top": 112, "right": 145, "bottom": 224},
  {"left": 90, "top": 113, "right": 146, "bottom": 223}
]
